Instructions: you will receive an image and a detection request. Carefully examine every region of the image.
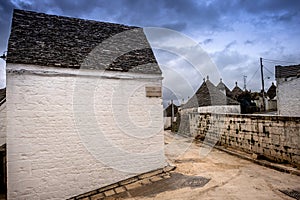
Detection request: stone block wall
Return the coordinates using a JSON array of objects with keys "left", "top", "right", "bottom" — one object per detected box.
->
[
  {"left": 190, "top": 113, "right": 300, "bottom": 167},
  {"left": 178, "top": 106, "right": 240, "bottom": 137},
  {"left": 6, "top": 64, "right": 166, "bottom": 199}
]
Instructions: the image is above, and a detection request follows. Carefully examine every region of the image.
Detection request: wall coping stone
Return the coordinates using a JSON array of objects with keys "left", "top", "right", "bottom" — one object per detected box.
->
[{"left": 193, "top": 112, "right": 300, "bottom": 122}]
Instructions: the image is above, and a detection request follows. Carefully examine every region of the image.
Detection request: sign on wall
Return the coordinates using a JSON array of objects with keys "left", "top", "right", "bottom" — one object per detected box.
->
[{"left": 145, "top": 86, "right": 162, "bottom": 98}]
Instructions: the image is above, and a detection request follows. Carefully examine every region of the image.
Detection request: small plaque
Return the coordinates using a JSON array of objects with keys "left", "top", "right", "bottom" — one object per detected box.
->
[{"left": 145, "top": 86, "right": 162, "bottom": 97}]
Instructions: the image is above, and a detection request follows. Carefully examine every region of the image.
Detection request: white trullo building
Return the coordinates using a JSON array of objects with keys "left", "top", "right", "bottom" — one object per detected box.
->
[{"left": 6, "top": 9, "right": 166, "bottom": 199}]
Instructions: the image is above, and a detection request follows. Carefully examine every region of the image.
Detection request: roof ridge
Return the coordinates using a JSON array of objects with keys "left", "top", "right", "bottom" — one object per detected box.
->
[{"left": 13, "top": 9, "right": 138, "bottom": 28}]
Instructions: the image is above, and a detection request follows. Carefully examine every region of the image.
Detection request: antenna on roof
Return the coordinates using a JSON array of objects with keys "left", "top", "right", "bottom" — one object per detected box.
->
[{"left": 243, "top": 75, "right": 247, "bottom": 91}]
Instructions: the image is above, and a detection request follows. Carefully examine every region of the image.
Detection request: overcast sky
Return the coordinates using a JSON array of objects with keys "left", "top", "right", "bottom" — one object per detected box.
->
[{"left": 1, "top": 0, "right": 300, "bottom": 105}]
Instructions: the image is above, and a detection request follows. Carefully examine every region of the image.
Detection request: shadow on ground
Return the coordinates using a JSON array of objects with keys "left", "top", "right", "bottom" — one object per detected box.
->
[{"left": 110, "top": 172, "right": 210, "bottom": 199}]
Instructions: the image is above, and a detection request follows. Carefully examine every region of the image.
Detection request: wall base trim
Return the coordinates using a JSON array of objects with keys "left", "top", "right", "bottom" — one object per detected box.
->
[{"left": 67, "top": 165, "right": 176, "bottom": 200}]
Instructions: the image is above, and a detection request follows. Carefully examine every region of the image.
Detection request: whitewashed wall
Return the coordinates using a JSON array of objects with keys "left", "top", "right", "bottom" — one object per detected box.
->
[
  {"left": 0, "top": 102, "right": 6, "bottom": 146},
  {"left": 163, "top": 117, "right": 177, "bottom": 129},
  {"left": 197, "top": 105, "right": 240, "bottom": 114},
  {"left": 181, "top": 105, "right": 240, "bottom": 115},
  {"left": 6, "top": 64, "right": 166, "bottom": 199},
  {"left": 277, "top": 77, "right": 300, "bottom": 116},
  {"left": 266, "top": 99, "right": 277, "bottom": 111}
]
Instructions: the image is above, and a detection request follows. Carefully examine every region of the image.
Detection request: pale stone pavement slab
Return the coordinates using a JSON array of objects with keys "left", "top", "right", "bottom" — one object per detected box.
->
[{"left": 107, "top": 131, "right": 300, "bottom": 200}]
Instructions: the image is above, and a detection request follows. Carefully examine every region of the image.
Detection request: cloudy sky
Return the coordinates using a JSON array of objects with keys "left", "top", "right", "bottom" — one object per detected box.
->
[{"left": 0, "top": 0, "right": 300, "bottom": 105}]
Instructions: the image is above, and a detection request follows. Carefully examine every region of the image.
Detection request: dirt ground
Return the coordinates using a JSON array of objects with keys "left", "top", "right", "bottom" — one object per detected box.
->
[{"left": 115, "top": 131, "right": 300, "bottom": 200}]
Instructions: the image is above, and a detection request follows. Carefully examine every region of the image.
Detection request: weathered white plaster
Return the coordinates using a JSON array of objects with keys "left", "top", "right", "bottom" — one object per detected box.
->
[
  {"left": 163, "top": 117, "right": 177, "bottom": 129},
  {"left": 0, "top": 102, "right": 6, "bottom": 146},
  {"left": 197, "top": 105, "right": 240, "bottom": 114},
  {"left": 277, "top": 77, "right": 300, "bottom": 116},
  {"left": 6, "top": 64, "right": 166, "bottom": 199}
]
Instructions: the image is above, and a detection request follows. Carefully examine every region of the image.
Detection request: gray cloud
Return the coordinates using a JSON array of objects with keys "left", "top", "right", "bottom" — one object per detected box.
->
[
  {"left": 236, "top": 0, "right": 300, "bottom": 15},
  {"left": 225, "top": 40, "right": 237, "bottom": 50},
  {"left": 272, "top": 11, "right": 299, "bottom": 22},
  {"left": 244, "top": 40, "right": 255, "bottom": 45},
  {"left": 0, "top": 0, "right": 14, "bottom": 51},
  {"left": 212, "top": 49, "right": 249, "bottom": 70},
  {"left": 202, "top": 38, "right": 213, "bottom": 45},
  {"left": 162, "top": 22, "right": 187, "bottom": 31},
  {"left": 0, "top": 0, "right": 300, "bottom": 91}
]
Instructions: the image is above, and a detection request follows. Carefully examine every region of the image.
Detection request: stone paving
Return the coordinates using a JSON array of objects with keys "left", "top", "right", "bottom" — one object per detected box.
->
[
  {"left": 102, "top": 131, "right": 300, "bottom": 200},
  {"left": 68, "top": 166, "right": 176, "bottom": 200},
  {"left": 4, "top": 131, "right": 300, "bottom": 200}
]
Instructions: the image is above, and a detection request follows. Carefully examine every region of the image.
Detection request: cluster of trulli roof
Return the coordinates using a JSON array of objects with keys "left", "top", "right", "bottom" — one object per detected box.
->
[
  {"left": 182, "top": 75, "right": 280, "bottom": 110},
  {"left": 183, "top": 77, "right": 242, "bottom": 109}
]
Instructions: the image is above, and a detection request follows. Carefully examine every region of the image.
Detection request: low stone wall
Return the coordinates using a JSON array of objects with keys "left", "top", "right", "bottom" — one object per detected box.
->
[
  {"left": 177, "top": 106, "right": 240, "bottom": 137},
  {"left": 189, "top": 113, "right": 300, "bottom": 167}
]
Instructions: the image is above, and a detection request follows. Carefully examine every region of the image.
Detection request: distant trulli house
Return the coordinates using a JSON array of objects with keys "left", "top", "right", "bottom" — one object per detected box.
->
[
  {"left": 6, "top": 9, "right": 166, "bottom": 199},
  {"left": 266, "top": 82, "right": 277, "bottom": 111},
  {"left": 231, "top": 81, "right": 243, "bottom": 100},
  {"left": 183, "top": 77, "right": 240, "bottom": 113},
  {"left": 275, "top": 64, "right": 300, "bottom": 116},
  {"left": 176, "top": 77, "right": 239, "bottom": 135},
  {"left": 266, "top": 82, "right": 276, "bottom": 100},
  {"left": 164, "top": 102, "right": 179, "bottom": 129},
  {"left": 216, "top": 78, "right": 232, "bottom": 98}
]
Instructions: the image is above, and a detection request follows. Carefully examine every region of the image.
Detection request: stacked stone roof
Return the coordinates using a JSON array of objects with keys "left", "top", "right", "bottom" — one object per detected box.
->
[
  {"left": 164, "top": 103, "right": 179, "bottom": 117},
  {"left": 216, "top": 79, "right": 232, "bottom": 98},
  {"left": 183, "top": 79, "right": 239, "bottom": 109},
  {"left": 275, "top": 64, "right": 300, "bottom": 79},
  {"left": 267, "top": 82, "right": 276, "bottom": 100},
  {"left": 7, "top": 9, "right": 161, "bottom": 74},
  {"left": 0, "top": 88, "right": 5, "bottom": 107},
  {"left": 231, "top": 82, "right": 244, "bottom": 100}
]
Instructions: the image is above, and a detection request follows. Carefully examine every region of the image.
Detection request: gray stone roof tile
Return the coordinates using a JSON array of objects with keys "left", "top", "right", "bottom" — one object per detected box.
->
[
  {"left": 216, "top": 79, "right": 232, "bottom": 98},
  {"left": 231, "top": 82, "right": 243, "bottom": 100},
  {"left": 7, "top": 9, "right": 161, "bottom": 74},
  {"left": 275, "top": 65, "right": 300, "bottom": 79},
  {"left": 0, "top": 88, "right": 5, "bottom": 107}
]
